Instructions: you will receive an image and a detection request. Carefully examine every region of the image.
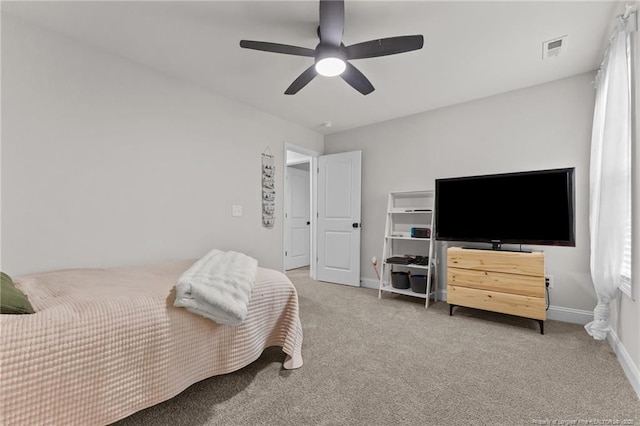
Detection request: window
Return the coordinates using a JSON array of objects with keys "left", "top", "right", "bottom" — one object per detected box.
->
[
  {"left": 619, "top": 22, "right": 635, "bottom": 300},
  {"left": 620, "top": 206, "right": 632, "bottom": 298}
]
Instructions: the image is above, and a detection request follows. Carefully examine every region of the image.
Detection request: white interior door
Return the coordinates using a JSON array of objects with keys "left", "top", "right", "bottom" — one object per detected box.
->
[
  {"left": 285, "top": 166, "right": 310, "bottom": 270},
  {"left": 317, "top": 151, "right": 362, "bottom": 286}
]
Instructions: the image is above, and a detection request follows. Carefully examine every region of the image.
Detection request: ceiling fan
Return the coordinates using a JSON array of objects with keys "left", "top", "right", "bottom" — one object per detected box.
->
[{"left": 239, "top": 0, "right": 424, "bottom": 95}]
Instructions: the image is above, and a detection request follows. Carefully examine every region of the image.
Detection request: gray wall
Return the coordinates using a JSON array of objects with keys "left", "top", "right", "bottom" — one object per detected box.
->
[
  {"left": 1, "top": 16, "right": 323, "bottom": 275},
  {"left": 325, "top": 72, "right": 597, "bottom": 312}
]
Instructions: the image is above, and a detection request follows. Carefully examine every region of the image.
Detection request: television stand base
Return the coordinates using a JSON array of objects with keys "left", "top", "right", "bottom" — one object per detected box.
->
[
  {"left": 448, "top": 304, "right": 544, "bottom": 334},
  {"left": 446, "top": 247, "right": 546, "bottom": 335}
]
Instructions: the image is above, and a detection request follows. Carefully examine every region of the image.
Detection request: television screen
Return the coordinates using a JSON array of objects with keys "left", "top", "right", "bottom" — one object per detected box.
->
[{"left": 435, "top": 168, "right": 575, "bottom": 247}]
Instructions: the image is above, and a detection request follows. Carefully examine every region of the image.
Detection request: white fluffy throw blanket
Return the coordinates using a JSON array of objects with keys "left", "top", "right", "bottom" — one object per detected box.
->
[{"left": 174, "top": 249, "right": 258, "bottom": 325}]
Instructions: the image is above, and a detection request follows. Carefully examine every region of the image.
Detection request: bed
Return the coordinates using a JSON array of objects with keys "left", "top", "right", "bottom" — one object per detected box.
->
[{"left": 0, "top": 259, "right": 303, "bottom": 426}]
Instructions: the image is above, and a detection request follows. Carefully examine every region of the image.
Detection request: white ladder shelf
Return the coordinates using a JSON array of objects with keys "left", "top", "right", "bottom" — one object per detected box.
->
[{"left": 378, "top": 190, "right": 437, "bottom": 308}]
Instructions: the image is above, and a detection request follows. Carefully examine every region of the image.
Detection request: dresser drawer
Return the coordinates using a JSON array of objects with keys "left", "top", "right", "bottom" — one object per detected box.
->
[
  {"left": 448, "top": 267, "right": 545, "bottom": 297},
  {"left": 447, "top": 247, "right": 544, "bottom": 276},
  {"left": 448, "top": 285, "right": 546, "bottom": 320}
]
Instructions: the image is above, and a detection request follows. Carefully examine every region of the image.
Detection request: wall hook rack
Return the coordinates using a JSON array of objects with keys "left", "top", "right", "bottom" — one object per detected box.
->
[{"left": 261, "top": 146, "right": 275, "bottom": 228}]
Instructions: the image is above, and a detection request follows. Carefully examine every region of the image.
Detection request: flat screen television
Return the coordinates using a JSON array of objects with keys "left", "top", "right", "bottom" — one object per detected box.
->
[{"left": 435, "top": 167, "right": 575, "bottom": 248}]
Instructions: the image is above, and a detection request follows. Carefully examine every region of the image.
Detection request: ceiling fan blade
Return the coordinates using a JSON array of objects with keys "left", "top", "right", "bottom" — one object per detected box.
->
[
  {"left": 319, "top": 0, "right": 344, "bottom": 46},
  {"left": 240, "top": 40, "right": 316, "bottom": 57},
  {"left": 340, "top": 62, "right": 374, "bottom": 95},
  {"left": 346, "top": 35, "right": 424, "bottom": 60},
  {"left": 285, "top": 65, "right": 318, "bottom": 95}
]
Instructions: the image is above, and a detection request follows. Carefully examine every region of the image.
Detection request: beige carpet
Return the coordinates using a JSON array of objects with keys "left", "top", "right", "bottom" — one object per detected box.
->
[{"left": 113, "top": 267, "right": 640, "bottom": 425}]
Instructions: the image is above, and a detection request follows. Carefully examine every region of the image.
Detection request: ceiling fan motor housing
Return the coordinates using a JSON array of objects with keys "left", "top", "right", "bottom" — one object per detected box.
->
[{"left": 315, "top": 44, "right": 346, "bottom": 64}]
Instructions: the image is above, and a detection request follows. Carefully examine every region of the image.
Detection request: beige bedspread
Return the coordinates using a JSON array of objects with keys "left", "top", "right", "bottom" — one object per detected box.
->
[{"left": 0, "top": 261, "right": 303, "bottom": 426}]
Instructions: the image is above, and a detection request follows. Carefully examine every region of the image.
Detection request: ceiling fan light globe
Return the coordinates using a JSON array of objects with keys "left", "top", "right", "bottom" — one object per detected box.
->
[{"left": 315, "top": 57, "right": 346, "bottom": 77}]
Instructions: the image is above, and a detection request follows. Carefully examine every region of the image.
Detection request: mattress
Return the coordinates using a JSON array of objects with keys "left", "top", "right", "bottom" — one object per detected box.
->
[{"left": 0, "top": 261, "right": 303, "bottom": 425}]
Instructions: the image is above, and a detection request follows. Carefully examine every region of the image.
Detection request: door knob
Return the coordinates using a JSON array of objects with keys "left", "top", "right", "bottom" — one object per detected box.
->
[
  {"left": 352, "top": 223, "right": 361, "bottom": 228},
  {"left": 306, "top": 221, "right": 311, "bottom": 225}
]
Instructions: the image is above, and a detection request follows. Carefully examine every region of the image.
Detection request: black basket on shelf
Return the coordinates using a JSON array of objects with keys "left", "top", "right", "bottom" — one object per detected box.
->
[
  {"left": 409, "top": 274, "right": 427, "bottom": 294},
  {"left": 391, "top": 271, "right": 410, "bottom": 289}
]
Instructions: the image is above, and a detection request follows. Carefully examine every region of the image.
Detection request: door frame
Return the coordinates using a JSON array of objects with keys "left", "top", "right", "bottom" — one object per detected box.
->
[{"left": 283, "top": 143, "right": 319, "bottom": 279}]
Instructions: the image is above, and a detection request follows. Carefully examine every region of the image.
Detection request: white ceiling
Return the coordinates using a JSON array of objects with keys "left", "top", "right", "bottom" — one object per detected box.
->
[{"left": 3, "top": 1, "right": 624, "bottom": 134}]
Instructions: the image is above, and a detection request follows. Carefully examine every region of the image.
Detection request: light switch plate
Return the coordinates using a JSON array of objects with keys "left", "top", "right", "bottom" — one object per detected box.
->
[{"left": 232, "top": 205, "right": 242, "bottom": 217}]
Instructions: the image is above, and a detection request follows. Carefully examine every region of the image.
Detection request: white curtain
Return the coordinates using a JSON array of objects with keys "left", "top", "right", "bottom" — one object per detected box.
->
[{"left": 585, "top": 14, "right": 634, "bottom": 340}]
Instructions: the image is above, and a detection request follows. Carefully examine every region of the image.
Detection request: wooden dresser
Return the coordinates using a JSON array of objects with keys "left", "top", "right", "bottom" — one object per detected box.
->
[{"left": 446, "top": 247, "right": 546, "bottom": 334}]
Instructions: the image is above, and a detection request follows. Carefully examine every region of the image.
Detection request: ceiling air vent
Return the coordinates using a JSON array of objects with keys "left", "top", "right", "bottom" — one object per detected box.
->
[{"left": 542, "top": 36, "right": 567, "bottom": 60}]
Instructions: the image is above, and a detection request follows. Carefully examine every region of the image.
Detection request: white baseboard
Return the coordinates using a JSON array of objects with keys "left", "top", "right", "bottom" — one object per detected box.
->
[
  {"left": 362, "top": 282, "right": 597, "bottom": 317},
  {"left": 360, "top": 278, "right": 379, "bottom": 289},
  {"left": 546, "top": 305, "right": 593, "bottom": 325},
  {"left": 432, "top": 290, "right": 447, "bottom": 301},
  {"left": 608, "top": 329, "right": 640, "bottom": 399}
]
